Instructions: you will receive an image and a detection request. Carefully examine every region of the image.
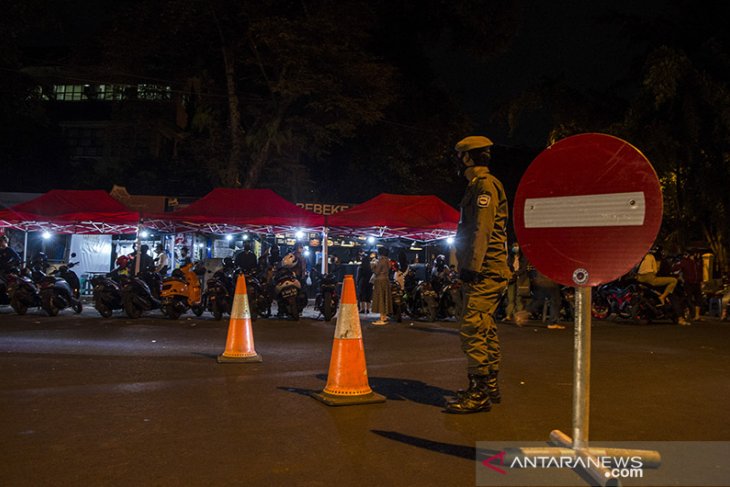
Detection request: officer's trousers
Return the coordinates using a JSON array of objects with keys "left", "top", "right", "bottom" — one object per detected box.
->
[{"left": 459, "top": 276, "right": 508, "bottom": 376}]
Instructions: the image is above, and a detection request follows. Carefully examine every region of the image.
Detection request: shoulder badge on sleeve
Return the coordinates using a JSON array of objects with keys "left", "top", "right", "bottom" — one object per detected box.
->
[{"left": 477, "top": 193, "right": 491, "bottom": 208}]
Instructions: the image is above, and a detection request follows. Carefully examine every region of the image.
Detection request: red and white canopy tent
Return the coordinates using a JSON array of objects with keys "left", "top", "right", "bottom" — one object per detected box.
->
[
  {"left": 142, "top": 188, "right": 325, "bottom": 234},
  {"left": 0, "top": 190, "right": 141, "bottom": 270},
  {"left": 0, "top": 189, "right": 140, "bottom": 234},
  {"left": 326, "top": 193, "right": 459, "bottom": 242}
]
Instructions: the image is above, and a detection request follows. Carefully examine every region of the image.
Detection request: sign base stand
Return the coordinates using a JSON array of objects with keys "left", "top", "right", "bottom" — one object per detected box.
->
[{"left": 506, "top": 287, "right": 661, "bottom": 487}]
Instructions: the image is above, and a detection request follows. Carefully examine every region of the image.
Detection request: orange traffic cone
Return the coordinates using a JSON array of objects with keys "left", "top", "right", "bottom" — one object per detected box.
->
[
  {"left": 217, "top": 273, "right": 262, "bottom": 363},
  {"left": 311, "top": 274, "right": 385, "bottom": 406}
]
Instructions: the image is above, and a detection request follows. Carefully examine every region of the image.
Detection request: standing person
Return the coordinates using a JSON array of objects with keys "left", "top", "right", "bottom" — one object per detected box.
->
[
  {"left": 678, "top": 249, "right": 703, "bottom": 321},
  {"left": 292, "top": 243, "right": 307, "bottom": 280},
  {"left": 356, "top": 254, "right": 373, "bottom": 314},
  {"left": 154, "top": 244, "right": 169, "bottom": 275},
  {"left": 235, "top": 243, "right": 258, "bottom": 274},
  {"left": 137, "top": 245, "right": 155, "bottom": 274},
  {"left": 445, "top": 135, "right": 511, "bottom": 414},
  {"left": 178, "top": 246, "right": 192, "bottom": 267},
  {"left": 504, "top": 242, "right": 528, "bottom": 322},
  {"left": 371, "top": 247, "right": 392, "bottom": 325},
  {"left": 258, "top": 246, "right": 271, "bottom": 273},
  {"left": 269, "top": 245, "right": 281, "bottom": 268},
  {"left": 526, "top": 269, "right": 564, "bottom": 329},
  {"left": 0, "top": 234, "right": 21, "bottom": 272}
]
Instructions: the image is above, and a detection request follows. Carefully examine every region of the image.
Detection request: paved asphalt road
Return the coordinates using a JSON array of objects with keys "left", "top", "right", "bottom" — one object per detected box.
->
[{"left": 1, "top": 302, "right": 729, "bottom": 486}]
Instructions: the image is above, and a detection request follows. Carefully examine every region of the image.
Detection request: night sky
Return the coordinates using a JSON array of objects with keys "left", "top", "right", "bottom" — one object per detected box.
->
[
  {"left": 431, "top": 0, "right": 670, "bottom": 147},
  {"left": 1, "top": 0, "right": 726, "bottom": 204}
]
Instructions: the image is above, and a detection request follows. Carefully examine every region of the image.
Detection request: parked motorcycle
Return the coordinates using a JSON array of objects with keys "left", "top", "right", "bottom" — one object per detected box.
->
[
  {"left": 273, "top": 267, "right": 306, "bottom": 320},
  {"left": 122, "top": 271, "right": 161, "bottom": 318},
  {"left": 160, "top": 262, "right": 205, "bottom": 319},
  {"left": 39, "top": 259, "right": 82, "bottom": 316},
  {"left": 314, "top": 273, "right": 338, "bottom": 322},
  {"left": 390, "top": 280, "right": 405, "bottom": 323},
  {"left": 246, "top": 272, "right": 271, "bottom": 320},
  {"left": 92, "top": 273, "right": 125, "bottom": 318},
  {"left": 406, "top": 280, "right": 439, "bottom": 322},
  {"left": 7, "top": 256, "right": 49, "bottom": 315},
  {"left": 204, "top": 260, "right": 236, "bottom": 321},
  {"left": 591, "top": 279, "right": 637, "bottom": 320}
]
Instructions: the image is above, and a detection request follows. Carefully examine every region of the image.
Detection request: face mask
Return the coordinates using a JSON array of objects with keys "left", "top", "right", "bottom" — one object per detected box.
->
[
  {"left": 455, "top": 151, "right": 474, "bottom": 177},
  {"left": 511, "top": 246, "right": 519, "bottom": 253}
]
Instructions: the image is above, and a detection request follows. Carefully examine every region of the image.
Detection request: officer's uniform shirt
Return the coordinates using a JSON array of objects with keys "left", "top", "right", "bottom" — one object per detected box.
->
[{"left": 455, "top": 166, "right": 510, "bottom": 280}]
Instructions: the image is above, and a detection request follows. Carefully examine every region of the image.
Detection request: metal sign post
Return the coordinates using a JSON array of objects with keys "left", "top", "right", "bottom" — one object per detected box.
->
[
  {"left": 321, "top": 226, "right": 329, "bottom": 274},
  {"left": 572, "top": 285, "right": 591, "bottom": 450},
  {"left": 508, "top": 134, "right": 665, "bottom": 486}
]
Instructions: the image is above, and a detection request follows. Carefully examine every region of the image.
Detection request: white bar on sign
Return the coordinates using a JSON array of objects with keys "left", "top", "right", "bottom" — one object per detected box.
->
[{"left": 524, "top": 191, "right": 645, "bottom": 228}]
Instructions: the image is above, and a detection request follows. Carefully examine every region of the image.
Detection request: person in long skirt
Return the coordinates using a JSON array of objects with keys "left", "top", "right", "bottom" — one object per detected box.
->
[
  {"left": 371, "top": 247, "right": 392, "bottom": 325},
  {"left": 356, "top": 254, "right": 373, "bottom": 313}
]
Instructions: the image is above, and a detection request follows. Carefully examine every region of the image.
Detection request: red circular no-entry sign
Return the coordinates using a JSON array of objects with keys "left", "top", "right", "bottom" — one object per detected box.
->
[{"left": 513, "top": 133, "right": 662, "bottom": 287}]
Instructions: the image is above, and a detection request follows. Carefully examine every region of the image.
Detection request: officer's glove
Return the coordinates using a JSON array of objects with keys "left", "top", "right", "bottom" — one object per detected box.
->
[{"left": 459, "top": 268, "right": 479, "bottom": 283}]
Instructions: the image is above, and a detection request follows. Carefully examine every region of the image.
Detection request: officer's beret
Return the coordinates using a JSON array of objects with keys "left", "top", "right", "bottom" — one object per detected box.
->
[{"left": 455, "top": 136, "right": 493, "bottom": 152}]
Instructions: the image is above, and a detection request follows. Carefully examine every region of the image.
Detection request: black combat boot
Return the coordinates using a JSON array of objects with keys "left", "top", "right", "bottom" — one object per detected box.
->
[
  {"left": 486, "top": 370, "right": 501, "bottom": 404},
  {"left": 448, "top": 371, "right": 501, "bottom": 404},
  {"left": 448, "top": 374, "right": 481, "bottom": 402},
  {"left": 444, "top": 375, "right": 491, "bottom": 414}
]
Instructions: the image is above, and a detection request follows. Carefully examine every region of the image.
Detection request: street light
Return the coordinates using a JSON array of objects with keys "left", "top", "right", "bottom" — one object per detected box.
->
[
  {"left": 42, "top": 231, "right": 52, "bottom": 240},
  {"left": 367, "top": 236, "right": 376, "bottom": 244},
  {"left": 446, "top": 237, "right": 454, "bottom": 245}
]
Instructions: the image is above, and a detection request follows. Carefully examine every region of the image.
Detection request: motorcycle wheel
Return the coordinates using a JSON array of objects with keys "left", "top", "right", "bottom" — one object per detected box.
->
[
  {"left": 323, "top": 291, "right": 334, "bottom": 322},
  {"left": 42, "top": 293, "right": 59, "bottom": 317},
  {"left": 73, "top": 301, "right": 83, "bottom": 314},
  {"left": 212, "top": 300, "right": 223, "bottom": 321},
  {"left": 288, "top": 296, "right": 299, "bottom": 321},
  {"left": 617, "top": 305, "right": 633, "bottom": 320},
  {"left": 591, "top": 301, "right": 610, "bottom": 320},
  {"left": 192, "top": 305, "right": 204, "bottom": 317},
  {"left": 163, "top": 305, "right": 182, "bottom": 320},
  {"left": 96, "top": 303, "right": 113, "bottom": 318},
  {"left": 124, "top": 301, "right": 142, "bottom": 319},
  {"left": 629, "top": 299, "right": 649, "bottom": 324},
  {"left": 11, "top": 297, "right": 28, "bottom": 315},
  {"left": 668, "top": 299, "right": 689, "bottom": 324}
]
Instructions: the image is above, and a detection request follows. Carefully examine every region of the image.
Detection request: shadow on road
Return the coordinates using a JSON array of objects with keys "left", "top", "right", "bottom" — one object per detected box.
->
[
  {"left": 371, "top": 430, "right": 496, "bottom": 462},
  {"left": 276, "top": 386, "right": 316, "bottom": 397},
  {"left": 367, "top": 376, "right": 455, "bottom": 407},
  {"left": 277, "top": 374, "right": 454, "bottom": 408},
  {"left": 406, "top": 325, "right": 459, "bottom": 335},
  {"left": 191, "top": 352, "right": 218, "bottom": 360}
]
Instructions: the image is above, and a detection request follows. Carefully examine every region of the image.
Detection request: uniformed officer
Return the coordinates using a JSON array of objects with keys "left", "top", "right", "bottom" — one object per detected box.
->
[{"left": 445, "top": 135, "right": 511, "bottom": 414}]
